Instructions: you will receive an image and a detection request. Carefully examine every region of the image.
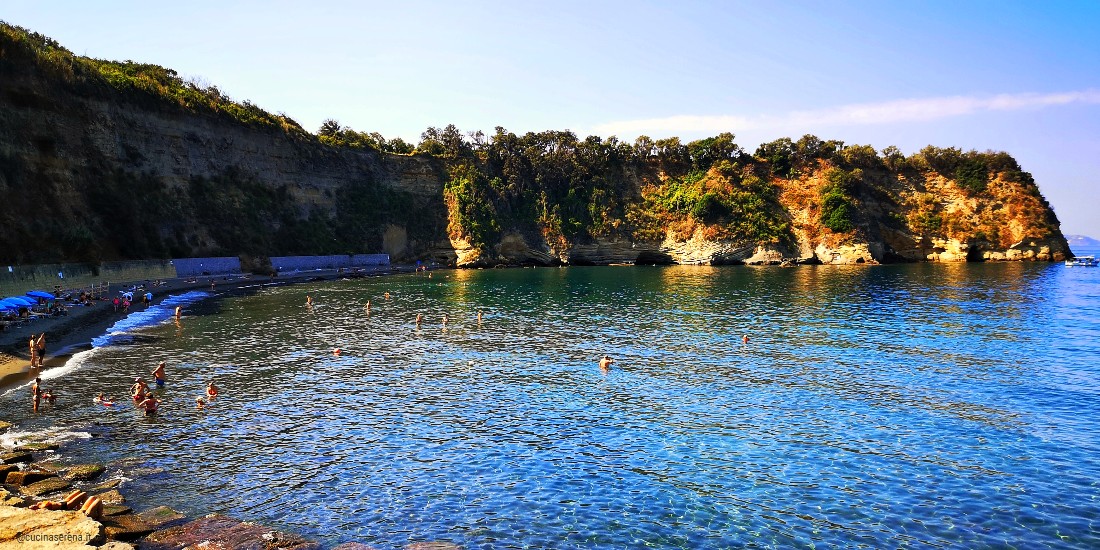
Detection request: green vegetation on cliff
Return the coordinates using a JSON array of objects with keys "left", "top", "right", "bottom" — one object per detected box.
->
[
  {"left": 0, "top": 21, "right": 1066, "bottom": 265},
  {"left": 0, "top": 22, "right": 305, "bottom": 134}
]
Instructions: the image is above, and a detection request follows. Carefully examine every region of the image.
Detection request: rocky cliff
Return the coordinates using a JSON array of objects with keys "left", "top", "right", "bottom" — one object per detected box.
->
[{"left": 0, "top": 23, "right": 1069, "bottom": 267}]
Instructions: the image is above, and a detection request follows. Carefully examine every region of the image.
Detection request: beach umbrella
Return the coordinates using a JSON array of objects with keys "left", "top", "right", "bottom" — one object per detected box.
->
[
  {"left": 8, "top": 296, "right": 36, "bottom": 306},
  {"left": 26, "top": 290, "right": 55, "bottom": 299},
  {"left": 0, "top": 297, "right": 28, "bottom": 307}
]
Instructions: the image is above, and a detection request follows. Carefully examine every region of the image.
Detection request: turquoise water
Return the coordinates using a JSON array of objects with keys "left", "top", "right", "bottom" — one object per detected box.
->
[{"left": 2, "top": 260, "right": 1100, "bottom": 549}]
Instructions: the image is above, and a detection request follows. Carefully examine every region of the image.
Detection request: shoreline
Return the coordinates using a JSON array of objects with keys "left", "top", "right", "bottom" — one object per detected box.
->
[
  {"left": 0, "top": 262, "right": 458, "bottom": 549},
  {"left": 0, "top": 265, "right": 415, "bottom": 391}
]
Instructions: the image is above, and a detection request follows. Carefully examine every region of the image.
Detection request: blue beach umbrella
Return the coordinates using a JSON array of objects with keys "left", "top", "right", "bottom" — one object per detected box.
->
[
  {"left": 0, "top": 298, "right": 27, "bottom": 307},
  {"left": 8, "top": 296, "right": 36, "bottom": 306},
  {"left": 26, "top": 290, "right": 55, "bottom": 299}
]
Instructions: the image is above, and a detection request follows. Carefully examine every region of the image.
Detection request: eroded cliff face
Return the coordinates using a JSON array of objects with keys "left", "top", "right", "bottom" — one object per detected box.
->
[{"left": 0, "top": 31, "right": 1068, "bottom": 267}]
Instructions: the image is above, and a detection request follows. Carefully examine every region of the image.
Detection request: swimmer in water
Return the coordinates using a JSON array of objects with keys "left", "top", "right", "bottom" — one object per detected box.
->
[
  {"left": 32, "top": 377, "right": 42, "bottom": 411},
  {"left": 130, "top": 377, "right": 149, "bottom": 404},
  {"left": 442, "top": 314, "right": 448, "bottom": 327},
  {"left": 742, "top": 334, "right": 749, "bottom": 344},
  {"left": 384, "top": 292, "right": 390, "bottom": 300},
  {"left": 137, "top": 394, "right": 159, "bottom": 417},
  {"left": 365, "top": 300, "right": 371, "bottom": 313},
  {"left": 152, "top": 361, "right": 166, "bottom": 387},
  {"left": 477, "top": 310, "right": 483, "bottom": 324},
  {"left": 599, "top": 355, "right": 615, "bottom": 371},
  {"left": 416, "top": 313, "right": 423, "bottom": 327},
  {"left": 306, "top": 295, "right": 313, "bottom": 307},
  {"left": 206, "top": 381, "right": 220, "bottom": 399},
  {"left": 196, "top": 396, "right": 206, "bottom": 410}
]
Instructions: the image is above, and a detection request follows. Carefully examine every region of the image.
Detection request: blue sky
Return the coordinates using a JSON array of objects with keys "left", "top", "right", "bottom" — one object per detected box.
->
[{"left": 5, "top": 0, "right": 1099, "bottom": 237}]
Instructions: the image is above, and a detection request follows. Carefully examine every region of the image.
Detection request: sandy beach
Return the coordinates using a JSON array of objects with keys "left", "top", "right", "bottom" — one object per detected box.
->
[{"left": 0, "top": 266, "right": 411, "bottom": 390}]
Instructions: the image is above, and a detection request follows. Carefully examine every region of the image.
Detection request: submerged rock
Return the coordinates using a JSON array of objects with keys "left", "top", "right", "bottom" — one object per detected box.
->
[
  {"left": 333, "top": 543, "right": 380, "bottom": 550},
  {"left": 404, "top": 543, "right": 461, "bottom": 550},
  {"left": 91, "top": 478, "right": 123, "bottom": 491},
  {"left": 15, "top": 442, "right": 61, "bottom": 452},
  {"left": 0, "top": 420, "right": 12, "bottom": 433},
  {"left": 95, "top": 489, "right": 125, "bottom": 505},
  {"left": 135, "top": 505, "right": 188, "bottom": 530},
  {"left": 142, "top": 514, "right": 319, "bottom": 550}
]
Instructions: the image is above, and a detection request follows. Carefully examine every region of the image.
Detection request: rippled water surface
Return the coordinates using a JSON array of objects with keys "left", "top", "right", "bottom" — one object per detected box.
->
[{"left": 3, "top": 261, "right": 1100, "bottom": 549}]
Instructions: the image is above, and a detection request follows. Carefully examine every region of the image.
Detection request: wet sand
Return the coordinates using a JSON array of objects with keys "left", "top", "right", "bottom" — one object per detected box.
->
[{"left": 0, "top": 266, "right": 412, "bottom": 390}]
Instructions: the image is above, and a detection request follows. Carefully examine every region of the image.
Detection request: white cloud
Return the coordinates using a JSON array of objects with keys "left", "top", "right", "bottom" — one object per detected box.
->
[{"left": 592, "top": 90, "right": 1100, "bottom": 138}]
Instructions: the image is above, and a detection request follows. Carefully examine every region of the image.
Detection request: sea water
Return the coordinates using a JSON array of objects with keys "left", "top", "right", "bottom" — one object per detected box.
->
[{"left": 1, "top": 260, "right": 1099, "bottom": 549}]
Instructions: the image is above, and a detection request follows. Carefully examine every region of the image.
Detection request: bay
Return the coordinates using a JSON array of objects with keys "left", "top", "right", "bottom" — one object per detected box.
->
[{"left": 2, "top": 259, "right": 1099, "bottom": 549}]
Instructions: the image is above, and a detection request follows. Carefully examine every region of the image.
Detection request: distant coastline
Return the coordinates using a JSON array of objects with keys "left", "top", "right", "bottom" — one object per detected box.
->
[{"left": 1066, "top": 234, "right": 1100, "bottom": 248}]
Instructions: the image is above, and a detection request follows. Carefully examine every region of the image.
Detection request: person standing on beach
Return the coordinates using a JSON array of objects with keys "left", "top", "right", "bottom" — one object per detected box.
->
[
  {"left": 35, "top": 333, "right": 46, "bottom": 367},
  {"left": 152, "top": 361, "right": 166, "bottom": 388},
  {"left": 29, "top": 334, "right": 37, "bottom": 368},
  {"left": 31, "top": 376, "right": 42, "bottom": 412},
  {"left": 175, "top": 306, "right": 182, "bottom": 319}
]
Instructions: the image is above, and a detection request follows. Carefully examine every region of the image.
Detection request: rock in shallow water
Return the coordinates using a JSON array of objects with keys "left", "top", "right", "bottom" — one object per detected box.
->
[
  {"left": 18, "top": 477, "right": 71, "bottom": 497},
  {"left": 6, "top": 468, "right": 58, "bottom": 486},
  {"left": 1, "top": 451, "right": 33, "bottom": 464},
  {"left": 142, "top": 514, "right": 320, "bottom": 550},
  {"left": 63, "top": 464, "right": 106, "bottom": 481}
]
